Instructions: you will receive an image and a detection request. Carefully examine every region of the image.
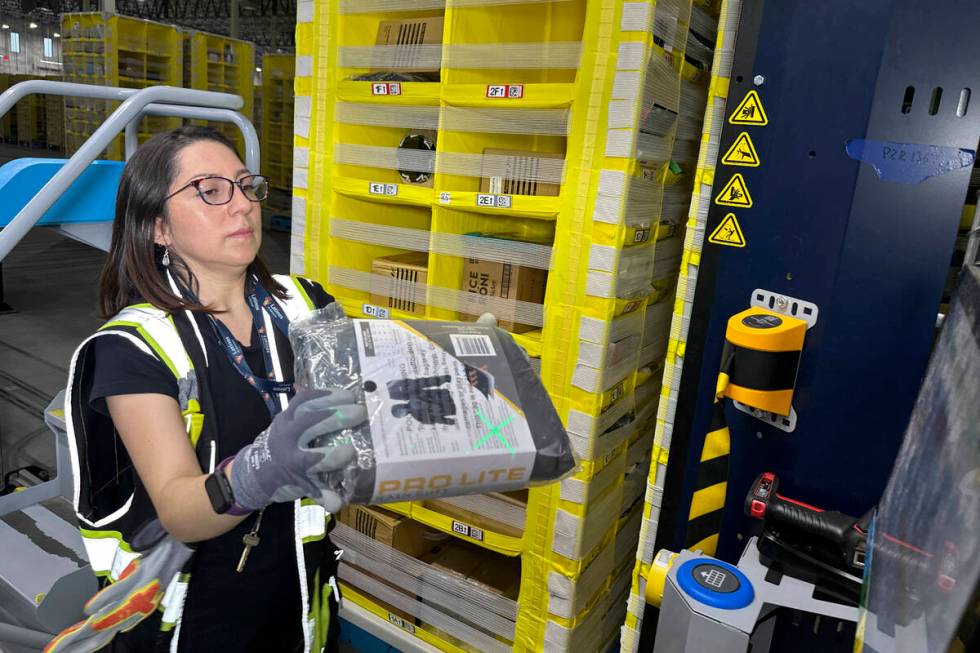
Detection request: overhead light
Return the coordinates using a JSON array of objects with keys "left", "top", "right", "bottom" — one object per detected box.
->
[
  {"left": 1, "top": 24, "right": 9, "bottom": 29},
  {"left": 29, "top": 22, "right": 38, "bottom": 29},
  {"left": 255, "top": 67, "right": 261, "bottom": 72},
  {"left": 53, "top": 32, "right": 60, "bottom": 38}
]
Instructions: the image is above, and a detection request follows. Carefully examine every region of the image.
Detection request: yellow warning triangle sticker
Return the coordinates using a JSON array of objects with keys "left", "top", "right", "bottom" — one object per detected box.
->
[
  {"left": 708, "top": 213, "right": 746, "bottom": 248},
  {"left": 714, "top": 173, "right": 753, "bottom": 208},
  {"left": 720, "top": 132, "right": 760, "bottom": 167},
  {"left": 729, "top": 90, "right": 768, "bottom": 125}
]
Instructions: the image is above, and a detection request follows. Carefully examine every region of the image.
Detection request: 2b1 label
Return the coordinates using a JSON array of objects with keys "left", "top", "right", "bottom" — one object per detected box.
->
[{"left": 486, "top": 84, "right": 524, "bottom": 99}]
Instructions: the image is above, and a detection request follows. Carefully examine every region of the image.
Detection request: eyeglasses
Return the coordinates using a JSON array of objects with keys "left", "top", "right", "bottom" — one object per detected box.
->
[{"left": 166, "top": 175, "right": 270, "bottom": 205}]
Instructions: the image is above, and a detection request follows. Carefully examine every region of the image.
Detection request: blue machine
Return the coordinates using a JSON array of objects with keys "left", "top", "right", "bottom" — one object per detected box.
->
[
  {"left": 659, "top": 0, "right": 980, "bottom": 559},
  {"left": 647, "top": 0, "right": 980, "bottom": 650}
]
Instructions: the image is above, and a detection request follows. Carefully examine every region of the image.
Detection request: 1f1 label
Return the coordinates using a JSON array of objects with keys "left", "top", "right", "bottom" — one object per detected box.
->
[{"left": 371, "top": 82, "right": 402, "bottom": 96}]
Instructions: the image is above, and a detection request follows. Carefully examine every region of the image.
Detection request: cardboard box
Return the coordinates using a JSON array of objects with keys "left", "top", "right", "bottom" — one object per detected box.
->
[
  {"left": 462, "top": 257, "right": 547, "bottom": 333},
  {"left": 374, "top": 16, "right": 444, "bottom": 74},
  {"left": 339, "top": 505, "right": 430, "bottom": 559},
  {"left": 370, "top": 252, "right": 428, "bottom": 316},
  {"left": 428, "top": 541, "right": 521, "bottom": 600},
  {"left": 480, "top": 149, "right": 563, "bottom": 197}
]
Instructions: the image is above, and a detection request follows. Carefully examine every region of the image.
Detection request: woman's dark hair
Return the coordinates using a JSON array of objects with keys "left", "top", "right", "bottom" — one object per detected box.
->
[{"left": 99, "top": 125, "right": 286, "bottom": 318}]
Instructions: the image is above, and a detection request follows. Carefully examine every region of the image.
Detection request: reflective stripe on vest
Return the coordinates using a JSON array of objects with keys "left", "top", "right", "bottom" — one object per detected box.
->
[
  {"left": 78, "top": 528, "right": 141, "bottom": 582},
  {"left": 298, "top": 500, "right": 327, "bottom": 543}
]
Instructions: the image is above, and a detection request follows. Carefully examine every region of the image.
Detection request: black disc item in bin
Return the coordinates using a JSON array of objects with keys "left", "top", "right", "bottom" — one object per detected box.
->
[{"left": 397, "top": 133, "right": 435, "bottom": 184}]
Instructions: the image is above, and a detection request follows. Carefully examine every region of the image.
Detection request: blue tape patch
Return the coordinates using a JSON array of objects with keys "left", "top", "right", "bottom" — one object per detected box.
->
[{"left": 844, "top": 139, "right": 975, "bottom": 184}]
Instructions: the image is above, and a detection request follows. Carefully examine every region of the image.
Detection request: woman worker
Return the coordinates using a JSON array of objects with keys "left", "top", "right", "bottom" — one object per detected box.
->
[{"left": 49, "top": 126, "right": 359, "bottom": 652}]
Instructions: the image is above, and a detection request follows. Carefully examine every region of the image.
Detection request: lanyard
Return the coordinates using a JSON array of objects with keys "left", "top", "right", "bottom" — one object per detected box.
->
[{"left": 184, "top": 277, "right": 292, "bottom": 417}]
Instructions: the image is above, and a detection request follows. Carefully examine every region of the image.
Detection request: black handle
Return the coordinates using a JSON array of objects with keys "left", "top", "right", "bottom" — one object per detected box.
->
[{"left": 766, "top": 499, "right": 856, "bottom": 545}]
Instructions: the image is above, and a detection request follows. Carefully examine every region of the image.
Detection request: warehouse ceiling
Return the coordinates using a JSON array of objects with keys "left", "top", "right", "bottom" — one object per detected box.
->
[{"left": 4, "top": 0, "right": 297, "bottom": 51}]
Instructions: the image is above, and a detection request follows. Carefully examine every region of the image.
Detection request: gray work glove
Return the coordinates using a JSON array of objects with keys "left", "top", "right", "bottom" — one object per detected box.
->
[
  {"left": 44, "top": 521, "right": 191, "bottom": 653},
  {"left": 230, "top": 388, "right": 364, "bottom": 514}
]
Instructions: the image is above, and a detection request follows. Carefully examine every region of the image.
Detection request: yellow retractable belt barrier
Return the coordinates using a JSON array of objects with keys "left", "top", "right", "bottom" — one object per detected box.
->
[{"left": 682, "top": 308, "right": 807, "bottom": 556}]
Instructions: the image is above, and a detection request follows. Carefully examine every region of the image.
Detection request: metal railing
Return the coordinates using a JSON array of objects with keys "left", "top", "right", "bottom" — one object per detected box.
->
[{"left": 0, "top": 80, "right": 262, "bottom": 262}]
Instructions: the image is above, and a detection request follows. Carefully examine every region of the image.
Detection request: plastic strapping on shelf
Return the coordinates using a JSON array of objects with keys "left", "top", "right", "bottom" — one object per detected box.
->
[
  {"left": 594, "top": 169, "right": 665, "bottom": 227},
  {"left": 439, "top": 150, "right": 567, "bottom": 183},
  {"left": 328, "top": 266, "right": 546, "bottom": 326},
  {"left": 338, "top": 44, "right": 442, "bottom": 71},
  {"left": 671, "top": 137, "right": 701, "bottom": 164},
  {"left": 333, "top": 527, "right": 518, "bottom": 632},
  {"left": 334, "top": 102, "right": 440, "bottom": 130},
  {"left": 441, "top": 106, "right": 570, "bottom": 136},
  {"left": 620, "top": 2, "right": 654, "bottom": 33},
  {"left": 548, "top": 541, "right": 616, "bottom": 619},
  {"left": 654, "top": 0, "right": 686, "bottom": 51},
  {"left": 331, "top": 526, "right": 520, "bottom": 618},
  {"left": 689, "top": 3, "right": 719, "bottom": 41},
  {"left": 339, "top": 566, "right": 511, "bottom": 653},
  {"left": 552, "top": 488, "right": 621, "bottom": 561},
  {"left": 334, "top": 144, "right": 434, "bottom": 176},
  {"left": 338, "top": 0, "right": 446, "bottom": 13},
  {"left": 681, "top": 77, "right": 710, "bottom": 119},
  {"left": 338, "top": 0, "right": 578, "bottom": 12},
  {"left": 444, "top": 42, "right": 583, "bottom": 69},
  {"left": 329, "top": 217, "right": 554, "bottom": 270},
  {"left": 435, "top": 494, "right": 526, "bottom": 531}
]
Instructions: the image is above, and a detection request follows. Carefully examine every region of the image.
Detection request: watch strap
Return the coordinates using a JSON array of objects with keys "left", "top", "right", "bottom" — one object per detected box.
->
[{"left": 216, "top": 456, "right": 253, "bottom": 516}]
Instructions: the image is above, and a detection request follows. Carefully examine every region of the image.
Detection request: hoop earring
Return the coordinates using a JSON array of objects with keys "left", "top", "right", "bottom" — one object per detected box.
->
[{"left": 162, "top": 247, "right": 171, "bottom": 267}]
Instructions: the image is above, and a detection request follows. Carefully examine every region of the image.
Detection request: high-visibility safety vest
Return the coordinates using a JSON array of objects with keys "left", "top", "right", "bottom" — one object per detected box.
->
[{"left": 65, "top": 272, "right": 335, "bottom": 652}]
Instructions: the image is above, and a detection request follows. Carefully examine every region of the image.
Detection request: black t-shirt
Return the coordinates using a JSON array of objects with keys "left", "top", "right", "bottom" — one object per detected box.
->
[{"left": 88, "top": 280, "right": 335, "bottom": 652}]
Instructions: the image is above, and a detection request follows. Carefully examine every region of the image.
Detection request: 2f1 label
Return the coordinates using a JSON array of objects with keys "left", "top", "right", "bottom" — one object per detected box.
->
[{"left": 486, "top": 84, "right": 524, "bottom": 99}]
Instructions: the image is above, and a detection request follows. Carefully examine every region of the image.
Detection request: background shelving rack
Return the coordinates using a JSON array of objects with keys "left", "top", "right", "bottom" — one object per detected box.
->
[
  {"left": 183, "top": 29, "right": 255, "bottom": 155},
  {"left": 291, "top": 0, "right": 721, "bottom": 651},
  {"left": 260, "top": 52, "right": 296, "bottom": 212},
  {"left": 61, "top": 12, "right": 182, "bottom": 160},
  {"left": 0, "top": 73, "right": 65, "bottom": 151}
]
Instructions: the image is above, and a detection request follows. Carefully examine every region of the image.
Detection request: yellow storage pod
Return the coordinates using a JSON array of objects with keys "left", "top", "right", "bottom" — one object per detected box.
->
[
  {"left": 293, "top": 1, "right": 720, "bottom": 650},
  {"left": 61, "top": 12, "right": 182, "bottom": 160}
]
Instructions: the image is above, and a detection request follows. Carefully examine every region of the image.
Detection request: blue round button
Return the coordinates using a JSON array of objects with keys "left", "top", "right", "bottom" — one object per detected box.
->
[{"left": 675, "top": 558, "right": 755, "bottom": 610}]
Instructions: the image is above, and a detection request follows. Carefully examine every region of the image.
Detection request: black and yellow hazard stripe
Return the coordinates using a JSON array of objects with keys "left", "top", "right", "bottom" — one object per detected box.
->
[{"left": 684, "top": 373, "right": 732, "bottom": 556}]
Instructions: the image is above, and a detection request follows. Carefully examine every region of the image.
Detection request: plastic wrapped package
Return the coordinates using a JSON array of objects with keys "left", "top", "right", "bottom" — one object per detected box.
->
[{"left": 289, "top": 304, "right": 576, "bottom": 505}]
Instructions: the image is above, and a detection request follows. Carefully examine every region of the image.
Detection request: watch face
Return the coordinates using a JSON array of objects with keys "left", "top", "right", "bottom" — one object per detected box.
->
[{"left": 205, "top": 473, "right": 233, "bottom": 514}]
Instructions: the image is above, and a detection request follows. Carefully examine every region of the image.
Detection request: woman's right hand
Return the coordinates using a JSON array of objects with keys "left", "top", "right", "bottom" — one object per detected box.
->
[{"left": 229, "top": 388, "right": 363, "bottom": 513}]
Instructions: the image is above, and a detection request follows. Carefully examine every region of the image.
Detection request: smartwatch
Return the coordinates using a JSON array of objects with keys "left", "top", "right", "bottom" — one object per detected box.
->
[{"left": 205, "top": 457, "right": 252, "bottom": 516}]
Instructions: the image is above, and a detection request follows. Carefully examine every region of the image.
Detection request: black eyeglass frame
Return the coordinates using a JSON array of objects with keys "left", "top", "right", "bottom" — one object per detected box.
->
[{"left": 165, "top": 174, "right": 270, "bottom": 205}]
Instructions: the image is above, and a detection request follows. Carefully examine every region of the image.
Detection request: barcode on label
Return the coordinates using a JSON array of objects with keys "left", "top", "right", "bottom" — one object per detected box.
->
[{"left": 450, "top": 334, "right": 495, "bottom": 357}]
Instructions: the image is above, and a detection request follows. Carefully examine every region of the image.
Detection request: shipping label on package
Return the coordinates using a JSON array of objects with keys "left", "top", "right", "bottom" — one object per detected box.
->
[{"left": 353, "top": 319, "right": 537, "bottom": 502}]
